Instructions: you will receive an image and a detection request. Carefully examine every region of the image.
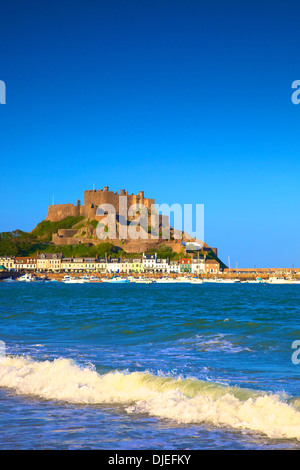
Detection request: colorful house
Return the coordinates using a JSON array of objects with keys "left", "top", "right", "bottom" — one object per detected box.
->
[
  {"left": 179, "top": 258, "right": 192, "bottom": 273},
  {"left": 205, "top": 259, "right": 220, "bottom": 274}
]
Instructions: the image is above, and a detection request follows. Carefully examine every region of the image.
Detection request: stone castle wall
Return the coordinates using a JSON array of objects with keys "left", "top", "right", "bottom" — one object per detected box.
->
[
  {"left": 46, "top": 203, "right": 80, "bottom": 222},
  {"left": 84, "top": 188, "right": 155, "bottom": 216},
  {"left": 46, "top": 187, "right": 155, "bottom": 223}
]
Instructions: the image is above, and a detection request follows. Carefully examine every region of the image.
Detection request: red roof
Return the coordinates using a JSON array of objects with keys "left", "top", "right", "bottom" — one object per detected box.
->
[{"left": 15, "top": 257, "right": 37, "bottom": 263}]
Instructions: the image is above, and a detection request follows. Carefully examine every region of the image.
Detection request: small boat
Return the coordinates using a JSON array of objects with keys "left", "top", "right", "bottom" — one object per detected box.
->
[
  {"left": 80, "top": 275, "right": 91, "bottom": 283},
  {"left": 62, "top": 275, "right": 85, "bottom": 284},
  {"left": 110, "top": 276, "right": 130, "bottom": 283},
  {"left": 17, "top": 274, "right": 34, "bottom": 282},
  {"left": 89, "top": 276, "right": 102, "bottom": 283},
  {"left": 155, "top": 277, "right": 176, "bottom": 283},
  {"left": 175, "top": 277, "right": 192, "bottom": 283},
  {"left": 3, "top": 277, "right": 16, "bottom": 283},
  {"left": 134, "top": 278, "right": 154, "bottom": 284},
  {"left": 32, "top": 277, "right": 45, "bottom": 282},
  {"left": 245, "top": 278, "right": 266, "bottom": 284},
  {"left": 267, "top": 277, "right": 292, "bottom": 284},
  {"left": 190, "top": 278, "right": 203, "bottom": 284}
]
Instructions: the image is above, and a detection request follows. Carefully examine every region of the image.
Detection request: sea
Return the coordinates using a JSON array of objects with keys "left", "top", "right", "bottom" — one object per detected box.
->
[{"left": 0, "top": 282, "right": 299, "bottom": 450}]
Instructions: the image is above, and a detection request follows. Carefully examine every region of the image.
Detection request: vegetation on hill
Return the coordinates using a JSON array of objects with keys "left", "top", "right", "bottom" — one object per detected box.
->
[
  {"left": 31, "top": 216, "right": 85, "bottom": 242},
  {"left": 28, "top": 242, "right": 122, "bottom": 258},
  {"left": 0, "top": 230, "right": 123, "bottom": 258},
  {"left": 0, "top": 217, "right": 225, "bottom": 266},
  {"left": 145, "top": 243, "right": 181, "bottom": 260},
  {"left": 0, "top": 217, "right": 116, "bottom": 257},
  {"left": 0, "top": 230, "right": 37, "bottom": 256},
  {"left": 89, "top": 219, "right": 99, "bottom": 229}
]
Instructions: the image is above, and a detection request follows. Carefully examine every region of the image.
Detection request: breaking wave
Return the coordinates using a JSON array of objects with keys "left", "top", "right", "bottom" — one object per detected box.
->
[{"left": 1, "top": 356, "right": 300, "bottom": 440}]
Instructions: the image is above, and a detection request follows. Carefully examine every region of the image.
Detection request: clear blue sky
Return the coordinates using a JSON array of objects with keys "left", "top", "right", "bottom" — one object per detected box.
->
[{"left": 1, "top": 0, "right": 300, "bottom": 267}]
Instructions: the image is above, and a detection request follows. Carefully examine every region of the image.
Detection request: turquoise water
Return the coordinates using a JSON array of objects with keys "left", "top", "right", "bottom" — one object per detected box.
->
[{"left": 0, "top": 282, "right": 299, "bottom": 449}]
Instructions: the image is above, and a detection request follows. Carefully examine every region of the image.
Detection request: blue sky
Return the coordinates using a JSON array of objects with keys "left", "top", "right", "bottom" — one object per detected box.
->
[{"left": 1, "top": 0, "right": 300, "bottom": 267}]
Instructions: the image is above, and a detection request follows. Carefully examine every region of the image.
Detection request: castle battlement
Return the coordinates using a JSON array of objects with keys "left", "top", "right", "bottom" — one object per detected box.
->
[{"left": 46, "top": 187, "right": 155, "bottom": 222}]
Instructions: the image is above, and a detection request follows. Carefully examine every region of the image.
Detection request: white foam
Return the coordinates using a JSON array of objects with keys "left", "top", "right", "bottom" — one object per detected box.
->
[
  {"left": 179, "top": 334, "right": 252, "bottom": 353},
  {"left": 1, "top": 356, "right": 300, "bottom": 440}
]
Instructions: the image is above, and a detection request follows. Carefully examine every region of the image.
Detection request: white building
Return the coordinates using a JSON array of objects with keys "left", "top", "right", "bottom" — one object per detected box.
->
[
  {"left": 119, "top": 259, "right": 134, "bottom": 274},
  {"left": 169, "top": 260, "right": 180, "bottom": 273},
  {"left": 191, "top": 257, "right": 205, "bottom": 275},
  {"left": 107, "top": 258, "right": 121, "bottom": 273},
  {"left": 155, "top": 258, "right": 169, "bottom": 273},
  {"left": 142, "top": 253, "right": 157, "bottom": 272},
  {"left": 61, "top": 258, "right": 74, "bottom": 272},
  {"left": 14, "top": 257, "right": 37, "bottom": 271},
  {"left": 37, "top": 253, "right": 62, "bottom": 272},
  {"left": 83, "top": 258, "right": 97, "bottom": 272},
  {"left": 95, "top": 258, "right": 108, "bottom": 274}
]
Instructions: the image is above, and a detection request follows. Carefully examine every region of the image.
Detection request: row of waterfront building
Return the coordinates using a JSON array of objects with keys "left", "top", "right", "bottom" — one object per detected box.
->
[{"left": 0, "top": 253, "right": 220, "bottom": 275}]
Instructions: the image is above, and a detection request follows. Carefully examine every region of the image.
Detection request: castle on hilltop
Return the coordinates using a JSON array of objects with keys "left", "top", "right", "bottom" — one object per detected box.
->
[
  {"left": 45, "top": 186, "right": 215, "bottom": 256},
  {"left": 46, "top": 186, "right": 155, "bottom": 222}
]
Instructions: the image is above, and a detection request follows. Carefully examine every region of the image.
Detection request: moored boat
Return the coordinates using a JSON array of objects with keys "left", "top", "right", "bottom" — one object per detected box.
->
[
  {"left": 190, "top": 278, "right": 203, "bottom": 284},
  {"left": 110, "top": 276, "right": 130, "bottom": 283},
  {"left": 175, "top": 277, "right": 192, "bottom": 283},
  {"left": 155, "top": 277, "right": 176, "bottom": 283},
  {"left": 133, "top": 278, "right": 154, "bottom": 284},
  {"left": 89, "top": 276, "right": 102, "bottom": 283},
  {"left": 3, "top": 277, "right": 16, "bottom": 283},
  {"left": 62, "top": 275, "right": 85, "bottom": 284},
  {"left": 17, "top": 274, "right": 34, "bottom": 282},
  {"left": 267, "top": 277, "right": 292, "bottom": 284}
]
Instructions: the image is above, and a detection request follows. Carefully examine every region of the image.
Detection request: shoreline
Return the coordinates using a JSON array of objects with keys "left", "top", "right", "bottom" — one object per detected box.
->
[{"left": 1, "top": 270, "right": 300, "bottom": 282}]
